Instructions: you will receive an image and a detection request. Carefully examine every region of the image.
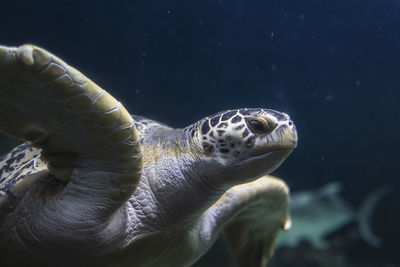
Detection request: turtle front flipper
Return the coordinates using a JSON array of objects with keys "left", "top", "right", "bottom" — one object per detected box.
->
[
  {"left": 0, "top": 44, "right": 142, "bottom": 214},
  {"left": 199, "top": 175, "right": 290, "bottom": 267}
]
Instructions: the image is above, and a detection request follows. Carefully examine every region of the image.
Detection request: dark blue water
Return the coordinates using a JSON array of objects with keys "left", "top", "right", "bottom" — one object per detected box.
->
[{"left": 1, "top": 1, "right": 399, "bottom": 266}]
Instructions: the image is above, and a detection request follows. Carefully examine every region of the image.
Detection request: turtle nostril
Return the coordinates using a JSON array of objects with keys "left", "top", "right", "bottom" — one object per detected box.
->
[{"left": 288, "top": 121, "right": 293, "bottom": 126}]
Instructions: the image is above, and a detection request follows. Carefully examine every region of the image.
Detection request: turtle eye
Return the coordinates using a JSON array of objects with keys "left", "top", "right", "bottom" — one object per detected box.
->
[
  {"left": 246, "top": 117, "right": 275, "bottom": 134},
  {"left": 247, "top": 118, "right": 267, "bottom": 134}
]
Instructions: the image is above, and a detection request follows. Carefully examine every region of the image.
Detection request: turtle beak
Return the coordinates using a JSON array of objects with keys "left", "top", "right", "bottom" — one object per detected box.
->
[{"left": 253, "top": 119, "right": 297, "bottom": 156}]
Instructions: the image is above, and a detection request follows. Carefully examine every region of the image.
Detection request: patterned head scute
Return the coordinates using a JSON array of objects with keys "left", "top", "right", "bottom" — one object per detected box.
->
[{"left": 194, "top": 108, "right": 296, "bottom": 163}]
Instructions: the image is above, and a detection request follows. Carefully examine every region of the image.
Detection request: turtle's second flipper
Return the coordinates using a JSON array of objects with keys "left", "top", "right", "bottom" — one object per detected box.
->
[
  {"left": 198, "top": 175, "right": 290, "bottom": 267},
  {"left": 0, "top": 45, "right": 142, "bottom": 209}
]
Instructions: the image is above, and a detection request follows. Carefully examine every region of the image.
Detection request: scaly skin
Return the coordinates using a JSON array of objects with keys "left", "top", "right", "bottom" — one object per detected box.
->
[{"left": 0, "top": 45, "right": 297, "bottom": 267}]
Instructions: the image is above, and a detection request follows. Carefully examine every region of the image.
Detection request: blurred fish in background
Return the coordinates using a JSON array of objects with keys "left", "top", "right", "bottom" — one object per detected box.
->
[{"left": 276, "top": 182, "right": 390, "bottom": 249}]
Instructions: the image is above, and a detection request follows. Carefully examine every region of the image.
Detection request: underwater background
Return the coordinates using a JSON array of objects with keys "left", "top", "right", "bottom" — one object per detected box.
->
[{"left": 0, "top": 1, "right": 398, "bottom": 266}]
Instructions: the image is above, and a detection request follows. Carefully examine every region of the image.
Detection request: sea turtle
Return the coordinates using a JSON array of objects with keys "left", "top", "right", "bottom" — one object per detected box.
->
[{"left": 0, "top": 44, "right": 297, "bottom": 267}]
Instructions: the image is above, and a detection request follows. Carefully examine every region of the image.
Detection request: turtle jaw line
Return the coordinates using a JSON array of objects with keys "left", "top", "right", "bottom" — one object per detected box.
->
[
  {"left": 232, "top": 148, "right": 294, "bottom": 179},
  {"left": 241, "top": 148, "right": 294, "bottom": 165}
]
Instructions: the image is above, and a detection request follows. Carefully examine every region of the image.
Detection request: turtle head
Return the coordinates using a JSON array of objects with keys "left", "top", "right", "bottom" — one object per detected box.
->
[{"left": 189, "top": 108, "right": 297, "bottom": 183}]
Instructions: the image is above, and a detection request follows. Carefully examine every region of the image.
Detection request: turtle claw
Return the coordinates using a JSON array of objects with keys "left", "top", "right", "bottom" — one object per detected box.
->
[{"left": 17, "top": 45, "right": 35, "bottom": 66}]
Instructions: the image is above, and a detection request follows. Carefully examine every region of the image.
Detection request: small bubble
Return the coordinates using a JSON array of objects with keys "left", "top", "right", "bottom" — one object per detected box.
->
[
  {"left": 135, "top": 89, "right": 140, "bottom": 94},
  {"left": 325, "top": 95, "right": 332, "bottom": 101},
  {"left": 355, "top": 80, "right": 361, "bottom": 86}
]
